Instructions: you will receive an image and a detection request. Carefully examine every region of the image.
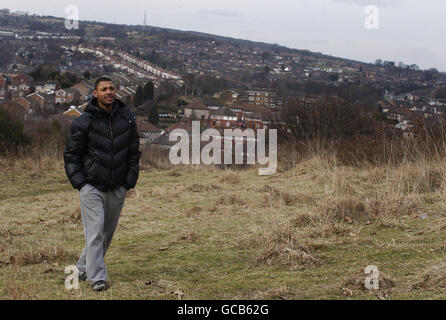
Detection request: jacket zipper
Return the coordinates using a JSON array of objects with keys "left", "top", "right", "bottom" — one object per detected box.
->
[{"left": 109, "top": 112, "right": 114, "bottom": 190}]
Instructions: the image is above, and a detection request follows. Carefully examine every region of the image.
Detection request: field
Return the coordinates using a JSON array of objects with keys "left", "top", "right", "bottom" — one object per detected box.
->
[{"left": 1, "top": 156, "right": 446, "bottom": 300}]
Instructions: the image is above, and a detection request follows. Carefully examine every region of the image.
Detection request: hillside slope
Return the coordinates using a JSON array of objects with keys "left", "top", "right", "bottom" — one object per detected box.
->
[{"left": 1, "top": 160, "right": 446, "bottom": 299}]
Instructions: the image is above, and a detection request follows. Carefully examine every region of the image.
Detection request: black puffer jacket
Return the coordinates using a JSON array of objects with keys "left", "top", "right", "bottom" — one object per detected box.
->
[{"left": 64, "top": 98, "right": 141, "bottom": 192}]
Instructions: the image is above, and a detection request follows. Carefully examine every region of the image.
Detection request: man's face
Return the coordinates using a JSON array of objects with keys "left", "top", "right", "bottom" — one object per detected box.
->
[{"left": 94, "top": 81, "right": 116, "bottom": 106}]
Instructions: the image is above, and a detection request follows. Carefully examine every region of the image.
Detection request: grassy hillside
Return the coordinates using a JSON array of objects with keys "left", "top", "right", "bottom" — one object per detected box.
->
[{"left": 1, "top": 157, "right": 446, "bottom": 299}]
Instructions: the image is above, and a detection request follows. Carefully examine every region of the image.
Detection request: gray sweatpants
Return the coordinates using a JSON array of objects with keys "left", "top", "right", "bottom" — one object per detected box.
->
[{"left": 77, "top": 184, "right": 127, "bottom": 284}]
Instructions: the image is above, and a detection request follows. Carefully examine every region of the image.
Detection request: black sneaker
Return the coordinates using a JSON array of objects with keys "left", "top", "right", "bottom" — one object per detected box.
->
[
  {"left": 78, "top": 272, "right": 87, "bottom": 282},
  {"left": 92, "top": 280, "right": 107, "bottom": 292}
]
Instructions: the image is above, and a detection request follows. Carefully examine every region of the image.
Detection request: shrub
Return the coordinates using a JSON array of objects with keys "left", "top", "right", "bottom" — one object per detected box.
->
[{"left": 0, "top": 108, "right": 31, "bottom": 156}]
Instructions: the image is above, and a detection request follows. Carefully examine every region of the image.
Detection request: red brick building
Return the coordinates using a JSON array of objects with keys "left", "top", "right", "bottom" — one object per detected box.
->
[
  {"left": 209, "top": 107, "right": 239, "bottom": 129},
  {"left": 55, "top": 88, "right": 81, "bottom": 104},
  {"left": 27, "top": 92, "right": 55, "bottom": 111}
]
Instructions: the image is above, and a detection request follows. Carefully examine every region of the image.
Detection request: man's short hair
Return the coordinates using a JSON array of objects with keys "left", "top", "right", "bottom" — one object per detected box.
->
[{"left": 94, "top": 76, "right": 115, "bottom": 90}]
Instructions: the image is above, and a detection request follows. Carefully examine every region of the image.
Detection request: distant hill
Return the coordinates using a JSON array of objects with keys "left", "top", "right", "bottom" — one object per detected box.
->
[
  {"left": 0, "top": 10, "right": 367, "bottom": 67},
  {"left": 2, "top": 9, "right": 445, "bottom": 97}
]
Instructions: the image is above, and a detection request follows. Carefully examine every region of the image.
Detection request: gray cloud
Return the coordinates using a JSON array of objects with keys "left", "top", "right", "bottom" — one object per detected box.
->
[
  {"left": 198, "top": 9, "right": 241, "bottom": 18},
  {"left": 330, "top": 0, "right": 405, "bottom": 7}
]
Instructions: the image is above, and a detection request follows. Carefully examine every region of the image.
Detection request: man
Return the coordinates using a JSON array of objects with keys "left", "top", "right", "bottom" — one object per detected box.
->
[{"left": 64, "top": 76, "right": 141, "bottom": 291}]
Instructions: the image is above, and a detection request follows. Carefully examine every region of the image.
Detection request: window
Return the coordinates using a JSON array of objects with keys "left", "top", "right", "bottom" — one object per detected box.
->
[
  {"left": 216, "top": 121, "right": 220, "bottom": 126},
  {"left": 256, "top": 123, "right": 260, "bottom": 128},
  {"left": 226, "top": 122, "right": 230, "bottom": 127}
]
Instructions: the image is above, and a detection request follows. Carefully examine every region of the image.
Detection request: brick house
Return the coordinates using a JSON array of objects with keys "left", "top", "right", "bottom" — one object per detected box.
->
[
  {"left": 230, "top": 102, "right": 269, "bottom": 123},
  {"left": 70, "top": 82, "right": 94, "bottom": 101},
  {"left": 184, "top": 99, "right": 210, "bottom": 120},
  {"left": 0, "top": 76, "right": 6, "bottom": 90},
  {"left": 17, "top": 96, "right": 39, "bottom": 114},
  {"left": 244, "top": 111, "right": 272, "bottom": 130},
  {"left": 35, "top": 80, "right": 60, "bottom": 94},
  {"left": 137, "top": 119, "right": 164, "bottom": 144},
  {"left": 165, "top": 121, "right": 192, "bottom": 134},
  {"left": 10, "top": 73, "right": 31, "bottom": 86},
  {"left": 116, "top": 87, "right": 135, "bottom": 106},
  {"left": 55, "top": 88, "right": 81, "bottom": 104},
  {"left": 63, "top": 106, "right": 83, "bottom": 118},
  {"left": 218, "top": 90, "right": 240, "bottom": 106},
  {"left": 27, "top": 92, "right": 55, "bottom": 111},
  {"left": 244, "top": 88, "right": 278, "bottom": 108},
  {"left": 209, "top": 107, "right": 238, "bottom": 129},
  {"left": 202, "top": 97, "right": 223, "bottom": 110}
]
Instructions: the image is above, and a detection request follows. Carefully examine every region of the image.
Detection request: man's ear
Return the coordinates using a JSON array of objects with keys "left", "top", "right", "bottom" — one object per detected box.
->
[{"left": 93, "top": 90, "right": 97, "bottom": 98}]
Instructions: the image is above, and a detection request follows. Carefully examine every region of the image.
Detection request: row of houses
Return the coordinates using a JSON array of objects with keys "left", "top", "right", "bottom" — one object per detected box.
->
[
  {"left": 378, "top": 98, "right": 444, "bottom": 132},
  {"left": 68, "top": 45, "right": 181, "bottom": 84},
  {"left": 0, "top": 73, "right": 32, "bottom": 99},
  {"left": 1, "top": 70, "right": 147, "bottom": 118},
  {"left": 60, "top": 98, "right": 279, "bottom": 151},
  {"left": 217, "top": 88, "right": 316, "bottom": 109},
  {"left": 183, "top": 98, "right": 280, "bottom": 131}
]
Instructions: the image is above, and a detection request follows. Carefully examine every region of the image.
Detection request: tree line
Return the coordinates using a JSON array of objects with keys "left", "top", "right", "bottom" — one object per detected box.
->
[{"left": 133, "top": 81, "right": 159, "bottom": 125}]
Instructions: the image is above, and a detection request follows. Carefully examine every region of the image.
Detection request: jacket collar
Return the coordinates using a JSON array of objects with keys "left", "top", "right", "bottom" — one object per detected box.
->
[{"left": 85, "top": 98, "right": 126, "bottom": 118}]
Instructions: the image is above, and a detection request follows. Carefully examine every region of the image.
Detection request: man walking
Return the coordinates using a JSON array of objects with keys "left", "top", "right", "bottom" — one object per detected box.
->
[{"left": 64, "top": 76, "right": 141, "bottom": 291}]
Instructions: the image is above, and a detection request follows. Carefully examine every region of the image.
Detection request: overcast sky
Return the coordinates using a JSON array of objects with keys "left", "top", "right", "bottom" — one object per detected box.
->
[{"left": 3, "top": 0, "right": 446, "bottom": 71}]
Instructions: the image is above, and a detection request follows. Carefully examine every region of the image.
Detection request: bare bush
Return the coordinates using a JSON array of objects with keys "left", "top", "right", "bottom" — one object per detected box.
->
[
  {"left": 277, "top": 96, "right": 446, "bottom": 167},
  {"left": 243, "top": 222, "right": 321, "bottom": 270}
]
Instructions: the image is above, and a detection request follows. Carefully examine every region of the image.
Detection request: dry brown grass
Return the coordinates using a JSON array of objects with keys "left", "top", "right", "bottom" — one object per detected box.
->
[
  {"left": 177, "top": 230, "right": 200, "bottom": 243},
  {"left": 186, "top": 183, "right": 222, "bottom": 192},
  {"left": 398, "top": 165, "right": 445, "bottom": 194},
  {"left": 316, "top": 191, "right": 419, "bottom": 225},
  {"left": 215, "top": 194, "right": 247, "bottom": 207},
  {"left": 259, "top": 185, "right": 315, "bottom": 207},
  {"left": 3, "top": 134, "right": 446, "bottom": 299},
  {"left": 185, "top": 206, "right": 202, "bottom": 217},
  {"left": 0, "top": 146, "right": 64, "bottom": 171},
  {"left": 318, "top": 195, "right": 370, "bottom": 223},
  {"left": 243, "top": 221, "right": 321, "bottom": 270},
  {"left": 411, "top": 261, "right": 446, "bottom": 291},
  {"left": 219, "top": 172, "right": 241, "bottom": 185},
  {"left": 253, "top": 286, "right": 301, "bottom": 300},
  {"left": 5, "top": 246, "right": 78, "bottom": 267},
  {"left": 340, "top": 267, "right": 396, "bottom": 297},
  {"left": 167, "top": 169, "right": 181, "bottom": 177},
  {"left": 53, "top": 208, "right": 82, "bottom": 225},
  {"left": 291, "top": 212, "right": 321, "bottom": 228},
  {"left": 139, "top": 144, "right": 174, "bottom": 170}
]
